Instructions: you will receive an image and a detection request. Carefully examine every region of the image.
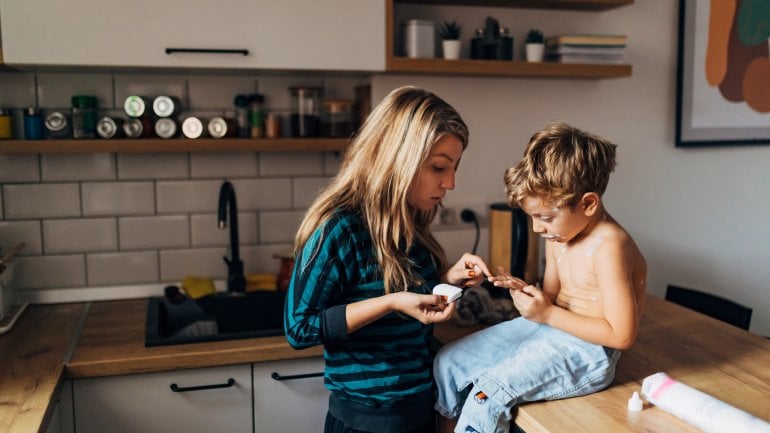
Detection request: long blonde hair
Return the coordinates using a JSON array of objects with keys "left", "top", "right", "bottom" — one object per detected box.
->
[{"left": 294, "top": 86, "right": 469, "bottom": 293}]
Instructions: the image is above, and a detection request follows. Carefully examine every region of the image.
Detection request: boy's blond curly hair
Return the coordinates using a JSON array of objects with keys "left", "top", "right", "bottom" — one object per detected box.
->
[{"left": 505, "top": 121, "right": 617, "bottom": 209}]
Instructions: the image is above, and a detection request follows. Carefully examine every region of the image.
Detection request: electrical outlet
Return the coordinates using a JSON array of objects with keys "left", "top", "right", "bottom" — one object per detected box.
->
[{"left": 438, "top": 201, "right": 489, "bottom": 226}]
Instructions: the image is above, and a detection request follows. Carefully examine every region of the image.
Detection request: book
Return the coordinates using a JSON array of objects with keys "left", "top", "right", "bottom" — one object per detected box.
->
[
  {"left": 548, "top": 53, "right": 627, "bottom": 64},
  {"left": 547, "top": 34, "right": 627, "bottom": 47},
  {"left": 546, "top": 45, "right": 626, "bottom": 55}
]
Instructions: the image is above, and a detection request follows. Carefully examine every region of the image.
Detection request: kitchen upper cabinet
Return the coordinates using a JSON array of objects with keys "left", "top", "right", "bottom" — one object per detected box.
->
[
  {"left": 73, "top": 364, "right": 252, "bottom": 433},
  {"left": 253, "top": 357, "right": 329, "bottom": 431},
  {"left": 0, "top": 0, "right": 385, "bottom": 71}
]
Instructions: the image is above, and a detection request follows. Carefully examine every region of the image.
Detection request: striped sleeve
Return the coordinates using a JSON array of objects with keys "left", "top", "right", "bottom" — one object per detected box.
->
[{"left": 284, "top": 215, "right": 354, "bottom": 349}]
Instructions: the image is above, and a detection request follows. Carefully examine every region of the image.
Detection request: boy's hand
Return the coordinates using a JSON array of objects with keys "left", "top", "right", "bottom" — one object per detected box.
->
[
  {"left": 389, "top": 291, "right": 457, "bottom": 324},
  {"left": 488, "top": 266, "right": 528, "bottom": 290},
  {"left": 510, "top": 285, "right": 553, "bottom": 323},
  {"left": 444, "top": 253, "right": 492, "bottom": 287}
]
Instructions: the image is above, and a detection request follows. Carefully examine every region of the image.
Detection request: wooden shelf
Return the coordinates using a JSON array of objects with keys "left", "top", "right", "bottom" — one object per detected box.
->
[
  {"left": 394, "top": 0, "right": 633, "bottom": 11},
  {"left": 387, "top": 0, "right": 633, "bottom": 79},
  {"left": 0, "top": 138, "right": 349, "bottom": 154},
  {"left": 388, "top": 57, "right": 631, "bottom": 78}
]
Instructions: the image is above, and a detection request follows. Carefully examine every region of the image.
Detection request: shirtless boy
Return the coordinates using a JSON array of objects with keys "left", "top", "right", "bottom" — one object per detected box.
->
[{"left": 433, "top": 121, "right": 647, "bottom": 433}]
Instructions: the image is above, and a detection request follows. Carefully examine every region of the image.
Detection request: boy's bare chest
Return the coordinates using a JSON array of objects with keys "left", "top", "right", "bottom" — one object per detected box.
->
[{"left": 553, "top": 239, "right": 604, "bottom": 316}]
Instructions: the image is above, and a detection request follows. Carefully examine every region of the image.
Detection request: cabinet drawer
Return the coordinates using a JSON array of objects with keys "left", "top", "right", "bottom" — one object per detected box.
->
[{"left": 73, "top": 364, "right": 252, "bottom": 433}]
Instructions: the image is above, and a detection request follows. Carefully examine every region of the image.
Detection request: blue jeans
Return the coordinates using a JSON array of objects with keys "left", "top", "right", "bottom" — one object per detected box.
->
[{"left": 434, "top": 318, "right": 620, "bottom": 433}]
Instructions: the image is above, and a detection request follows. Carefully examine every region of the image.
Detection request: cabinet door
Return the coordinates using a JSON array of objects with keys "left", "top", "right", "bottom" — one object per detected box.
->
[
  {"left": 0, "top": 0, "right": 385, "bottom": 71},
  {"left": 253, "top": 357, "right": 329, "bottom": 432},
  {"left": 73, "top": 364, "right": 252, "bottom": 433}
]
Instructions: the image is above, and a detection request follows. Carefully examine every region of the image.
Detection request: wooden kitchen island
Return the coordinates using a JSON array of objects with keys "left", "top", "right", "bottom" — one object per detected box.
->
[
  {"left": 434, "top": 296, "right": 770, "bottom": 433},
  {"left": 1, "top": 296, "right": 768, "bottom": 433}
]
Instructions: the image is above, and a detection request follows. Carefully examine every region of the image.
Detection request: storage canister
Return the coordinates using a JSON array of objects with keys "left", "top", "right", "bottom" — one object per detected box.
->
[
  {"left": 154, "top": 118, "right": 177, "bottom": 139},
  {"left": 403, "top": 19, "right": 435, "bottom": 58},
  {"left": 207, "top": 116, "right": 236, "bottom": 138},
  {"left": 321, "top": 99, "right": 353, "bottom": 137},
  {"left": 249, "top": 93, "right": 265, "bottom": 138},
  {"left": 234, "top": 94, "right": 249, "bottom": 138},
  {"left": 24, "top": 107, "right": 44, "bottom": 140},
  {"left": 71, "top": 95, "right": 98, "bottom": 139},
  {"left": 96, "top": 117, "right": 124, "bottom": 139},
  {"left": 123, "top": 118, "right": 150, "bottom": 139},
  {"left": 152, "top": 95, "right": 181, "bottom": 118},
  {"left": 182, "top": 116, "right": 207, "bottom": 139},
  {"left": 289, "top": 86, "right": 321, "bottom": 138},
  {"left": 45, "top": 111, "right": 71, "bottom": 139},
  {"left": 0, "top": 109, "right": 13, "bottom": 139},
  {"left": 124, "top": 95, "right": 150, "bottom": 118}
]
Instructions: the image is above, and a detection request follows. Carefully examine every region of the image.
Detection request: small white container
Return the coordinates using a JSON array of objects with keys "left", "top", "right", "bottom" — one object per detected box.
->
[{"left": 403, "top": 19, "right": 435, "bottom": 58}]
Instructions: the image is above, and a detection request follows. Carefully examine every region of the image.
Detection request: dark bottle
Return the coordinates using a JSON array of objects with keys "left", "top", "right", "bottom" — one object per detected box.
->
[
  {"left": 497, "top": 27, "right": 514, "bottom": 61},
  {"left": 24, "top": 108, "right": 44, "bottom": 140}
]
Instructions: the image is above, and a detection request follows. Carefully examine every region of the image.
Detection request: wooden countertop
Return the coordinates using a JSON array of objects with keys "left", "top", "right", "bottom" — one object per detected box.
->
[
  {"left": 67, "top": 298, "right": 322, "bottom": 379},
  {"left": 0, "top": 303, "right": 85, "bottom": 433},
  {"left": 0, "top": 298, "right": 322, "bottom": 433},
  {"left": 435, "top": 296, "right": 770, "bottom": 433}
]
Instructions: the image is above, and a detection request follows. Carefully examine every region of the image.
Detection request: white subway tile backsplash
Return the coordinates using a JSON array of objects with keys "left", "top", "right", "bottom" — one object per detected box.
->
[
  {"left": 0, "top": 220, "right": 42, "bottom": 255},
  {"left": 117, "top": 153, "right": 189, "bottom": 180},
  {"left": 3, "top": 183, "right": 81, "bottom": 219},
  {"left": 87, "top": 251, "right": 159, "bottom": 286},
  {"left": 82, "top": 182, "right": 155, "bottom": 216},
  {"left": 323, "top": 152, "right": 343, "bottom": 175},
  {"left": 230, "top": 179, "right": 292, "bottom": 210},
  {"left": 190, "top": 152, "right": 258, "bottom": 178},
  {"left": 44, "top": 218, "right": 117, "bottom": 253},
  {"left": 259, "top": 211, "right": 305, "bottom": 244},
  {"left": 160, "top": 247, "right": 227, "bottom": 281},
  {"left": 0, "top": 72, "right": 36, "bottom": 108},
  {"left": 156, "top": 180, "right": 220, "bottom": 213},
  {"left": 187, "top": 75, "right": 258, "bottom": 110},
  {"left": 258, "top": 152, "right": 324, "bottom": 176},
  {"left": 119, "top": 215, "right": 189, "bottom": 250},
  {"left": 41, "top": 154, "right": 116, "bottom": 181},
  {"left": 191, "top": 213, "right": 258, "bottom": 247},
  {"left": 36, "top": 72, "right": 114, "bottom": 109},
  {"left": 15, "top": 255, "right": 86, "bottom": 290},
  {"left": 0, "top": 155, "right": 40, "bottom": 182},
  {"left": 240, "top": 243, "right": 293, "bottom": 275},
  {"left": 293, "top": 177, "right": 330, "bottom": 208}
]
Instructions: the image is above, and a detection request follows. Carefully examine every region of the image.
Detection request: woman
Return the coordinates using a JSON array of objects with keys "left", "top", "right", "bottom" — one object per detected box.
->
[{"left": 284, "top": 86, "right": 491, "bottom": 433}]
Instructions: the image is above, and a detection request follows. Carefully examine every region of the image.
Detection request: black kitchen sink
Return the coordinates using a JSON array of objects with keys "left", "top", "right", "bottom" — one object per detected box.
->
[{"left": 145, "top": 291, "right": 286, "bottom": 347}]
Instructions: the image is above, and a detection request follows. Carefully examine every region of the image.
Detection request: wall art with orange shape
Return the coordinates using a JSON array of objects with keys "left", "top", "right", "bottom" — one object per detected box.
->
[{"left": 676, "top": 0, "right": 770, "bottom": 146}]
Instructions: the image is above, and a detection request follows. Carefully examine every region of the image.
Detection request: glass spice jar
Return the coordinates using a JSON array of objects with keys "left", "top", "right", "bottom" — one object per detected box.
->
[
  {"left": 0, "top": 109, "right": 14, "bottom": 139},
  {"left": 321, "top": 99, "right": 353, "bottom": 138},
  {"left": 289, "top": 86, "right": 321, "bottom": 138},
  {"left": 71, "top": 95, "right": 98, "bottom": 139}
]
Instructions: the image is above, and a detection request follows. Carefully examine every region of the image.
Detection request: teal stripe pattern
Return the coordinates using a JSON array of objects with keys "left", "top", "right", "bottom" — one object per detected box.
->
[{"left": 284, "top": 210, "right": 439, "bottom": 406}]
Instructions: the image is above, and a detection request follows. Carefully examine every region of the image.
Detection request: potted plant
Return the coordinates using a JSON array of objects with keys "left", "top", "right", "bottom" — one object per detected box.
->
[
  {"left": 525, "top": 29, "right": 545, "bottom": 62},
  {"left": 438, "top": 19, "right": 463, "bottom": 60}
]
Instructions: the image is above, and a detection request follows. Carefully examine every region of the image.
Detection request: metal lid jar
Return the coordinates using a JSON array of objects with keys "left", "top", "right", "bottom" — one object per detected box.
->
[
  {"left": 289, "top": 86, "right": 321, "bottom": 138},
  {"left": 321, "top": 99, "right": 353, "bottom": 138}
]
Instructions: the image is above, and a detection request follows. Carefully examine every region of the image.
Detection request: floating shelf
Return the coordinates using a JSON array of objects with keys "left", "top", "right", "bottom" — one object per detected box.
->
[
  {"left": 0, "top": 138, "right": 349, "bottom": 154},
  {"left": 387, "top": 57, "right": 631, "bottom": 78},
  {"left": 393, "top": 0, "right": 633, "bottom": 11}
]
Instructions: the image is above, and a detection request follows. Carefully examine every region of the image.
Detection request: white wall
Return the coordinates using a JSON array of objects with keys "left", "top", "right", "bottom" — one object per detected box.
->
[{"left": 375, "top": 1, "right": 770, "bottom": 335}]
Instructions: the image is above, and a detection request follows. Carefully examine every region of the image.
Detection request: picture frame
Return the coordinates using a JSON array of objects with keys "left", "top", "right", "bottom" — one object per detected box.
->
[{"left": 675, "top": 0, "right": 770, "bottom": 147}]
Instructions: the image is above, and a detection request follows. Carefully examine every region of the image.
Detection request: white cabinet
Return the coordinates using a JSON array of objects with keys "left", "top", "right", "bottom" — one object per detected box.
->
[
  {"left": 253, "top": 357, "right": 329, "bottom": 432},
  {"left": 0, "top": 0, "right": 385, "bottom": 71},
  {"left": 46, "top": 381, "right": 74, "bottom": 433},
  {"left": 73, "top": 364, "right": 252, "bottom": 433}
]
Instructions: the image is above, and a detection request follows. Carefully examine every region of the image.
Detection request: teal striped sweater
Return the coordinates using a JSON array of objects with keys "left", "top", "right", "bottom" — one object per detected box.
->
[{"left": 284, "top": 210, "right": 440, "bottom": 432}]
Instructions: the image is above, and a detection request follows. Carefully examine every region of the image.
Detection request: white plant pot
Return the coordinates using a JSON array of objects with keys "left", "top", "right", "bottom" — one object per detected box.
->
[
  {"left": 525, "top": 43, "right": 545, "bottom": 62},
  {"left": 442, "top": 40, "right": 462, "bottom": 60}
]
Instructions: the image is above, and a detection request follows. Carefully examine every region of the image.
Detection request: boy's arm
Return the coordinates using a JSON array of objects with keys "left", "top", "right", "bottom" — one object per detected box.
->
[
  {"left": 540, "top": 241, "right": 561, "bottom": 302},
  {"left": 537, "top": 239, "right": 639, "bottom": 349}
]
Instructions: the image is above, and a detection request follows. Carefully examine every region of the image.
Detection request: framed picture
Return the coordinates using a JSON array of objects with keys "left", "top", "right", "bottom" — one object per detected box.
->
[{"left": 675, "top": 0, "right": 770, "bottom": 147}]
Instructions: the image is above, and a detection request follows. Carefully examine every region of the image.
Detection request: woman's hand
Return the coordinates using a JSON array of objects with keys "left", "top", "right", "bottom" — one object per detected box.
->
[
  {"left": 389, "top": 291, "right": 457, "bottom": 324},
  {"left": 510, "top": 285, "right": 553, "bottom": 323},
  {"left": 488, "top": 266, "right": 528, "bottom": 290},
  {"left": 443, "top": 253, "right": 492, "bottom": 287}
]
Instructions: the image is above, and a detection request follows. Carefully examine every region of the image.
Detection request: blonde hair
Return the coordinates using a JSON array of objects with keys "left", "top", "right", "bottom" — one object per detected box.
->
[
  {"left": 294, "top": 86, "right": 469, "bottom": 293},
  {"left": 505, "top": 121, "right": 617, "bottom": 209}
]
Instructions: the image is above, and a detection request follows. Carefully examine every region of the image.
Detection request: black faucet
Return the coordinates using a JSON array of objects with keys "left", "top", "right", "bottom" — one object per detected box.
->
[{"left": 218, "top": 180, "right": 246, "bottom": 294}]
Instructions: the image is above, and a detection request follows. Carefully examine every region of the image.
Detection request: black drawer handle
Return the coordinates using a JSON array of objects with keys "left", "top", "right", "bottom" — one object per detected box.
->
[
  {"left": 165, "top": 48, "right": 249, "bottom": 56},
  {"left": 170, "top": 378, "right": 236, "bottom": 392},
  {"left": 270, "top": 372, "right": 324, "bottom": 381}
]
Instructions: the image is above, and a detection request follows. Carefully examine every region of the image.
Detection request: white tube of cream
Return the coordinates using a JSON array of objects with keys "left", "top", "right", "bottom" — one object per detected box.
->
[{"left": 641, "top": 372, "right": 770, "bottom": 433}]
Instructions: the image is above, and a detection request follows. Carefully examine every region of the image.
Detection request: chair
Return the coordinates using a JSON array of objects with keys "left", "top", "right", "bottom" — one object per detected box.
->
[{"left": 665, "top": 285, "right": 752, "bottom": 330}]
